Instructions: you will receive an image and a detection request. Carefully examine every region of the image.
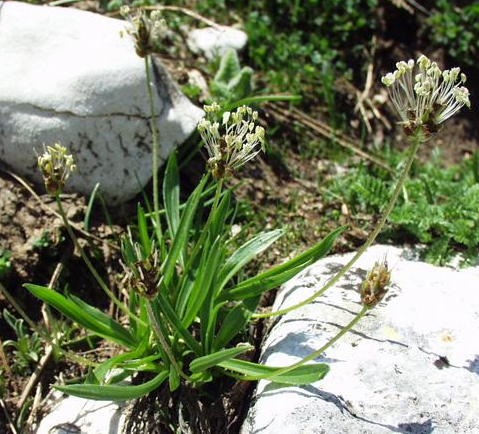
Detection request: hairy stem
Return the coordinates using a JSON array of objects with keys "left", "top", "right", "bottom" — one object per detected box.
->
[
  {"left": 253, "top": 133, "right": 422, "bottom": 319},
  {"left": 144, "top": 55, "right": 163, "bottom": 244},
  {"left": 238, "top": 306, "right": 369, "bottom": 381}
]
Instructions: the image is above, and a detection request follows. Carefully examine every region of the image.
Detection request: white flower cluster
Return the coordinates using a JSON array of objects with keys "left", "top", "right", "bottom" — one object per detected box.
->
[
  {"left": 120, "top": 6, "right": 167, "bottom": 58},
  {"left": 37, "top": 143, "right": 76, "bottom": 195},
  {"left": 198, "top": 104, "right": 265, "bottom": 179},
  {"left": 382, "top": 55, "right": 470, "bottom": 136}
]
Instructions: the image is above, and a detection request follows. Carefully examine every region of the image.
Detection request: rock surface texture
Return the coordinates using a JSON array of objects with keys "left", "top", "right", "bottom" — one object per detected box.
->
[
  {"left": 0, "top": 1, "right": 203, "bottom": 204},
  {"left": 187, "top": 26, "right": 248, "bottom": 60},
  {"left": 242, "top": 245, "right": 479, "bottom": 434},
  {"left": 35, "top": 392, "right": 126, "bottom": 434}
]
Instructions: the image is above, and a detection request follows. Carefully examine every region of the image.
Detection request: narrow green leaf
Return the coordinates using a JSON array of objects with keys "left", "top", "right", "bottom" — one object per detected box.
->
[
  {"left": 154, "top": 294, "right": 202, "bottom": 356},
  {"left": 216, "top": 230, "right": 284, "bottom": 292},
  {"left": 163, "top": 153, "right": 180, "bottom": 238},
  {"left": 67, "top": 293, "right": 137, "bottom": 348},
  {"left": 221, "top": 264, "right": 307, "bottom": 301},
  {"left": 55, "top": 371, "right": 168, "bottom": 401},
  {"left": 169, "top": 364, "right": 181, "bottom": 392},
  {"left": 25, "top": 284, "right": 136, "bottom": 348},
  {"left": 161, "top": 175, "right": 208, "bottom": 288},
  {"left": 219, "top": 359, "right": 330, "bottom": 385},
  {"left": 84, "top": 182, "right": 100, "bottom": 232},
  {"left": 93, "top": 336, "right": 148, "bottom": 383},
  {"left": 212, "top": 296, "right": 259, "bottom": 351},
  {"left": 219, "top": 226, "right": 345, "bottom": 302},
  {"left": 190, "top": 344, "right": 253, "bottom": 373},
  {"left": 137, "top": 203, "right": 151, "bottom": 257},
  {"left": 182, "top": 236, "right": 223, "bottom": 328},
  {"left": 209, "top": 190, "right": 232, "bottom": 241}
]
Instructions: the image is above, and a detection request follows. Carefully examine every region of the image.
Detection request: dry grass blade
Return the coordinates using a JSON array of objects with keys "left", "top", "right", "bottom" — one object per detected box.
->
[
  {"left": 16, "top": 254, "right": 68, "bottom": 412},
  {"left": 0, "top": 399, "right": 19, "bottom": 434},
  {"left": 265, "top": 103, "right": 393, "bottom": 173},
  {"left": 0, "top": 333, "right": 12, "bottom": 376}
]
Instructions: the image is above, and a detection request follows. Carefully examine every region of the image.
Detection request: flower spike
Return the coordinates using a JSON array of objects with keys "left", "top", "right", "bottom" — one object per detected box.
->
[
  {"left": 382, "top": 55, "right": 470, "bottom": 138},
  {"left": 198, "top": 104, "right": 265, "bottom": 179},
  {"left": 120, "top": 6, "right": 167, "bottom": 58},
  {"left": 37, "top": 143, "right": 76, "bottom": 195}
]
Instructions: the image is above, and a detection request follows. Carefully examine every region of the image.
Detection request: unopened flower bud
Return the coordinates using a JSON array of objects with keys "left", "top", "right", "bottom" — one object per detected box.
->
[{"left": 360, "top": 260, "right": 391, "bottom": 308}]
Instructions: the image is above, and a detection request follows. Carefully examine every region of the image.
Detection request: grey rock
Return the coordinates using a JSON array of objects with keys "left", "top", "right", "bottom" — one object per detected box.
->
[
  {"left": 35, "top": 392, "right": 126, "bottom": 434},
  {"left": 242, "top": 245, "right": 479, "bottom": 434},
  {"left": 0, "top": 2, "right": 203, "bottom": 204},
  {"left": 187, "top": 26, "right": 247, "bottom": 60}
]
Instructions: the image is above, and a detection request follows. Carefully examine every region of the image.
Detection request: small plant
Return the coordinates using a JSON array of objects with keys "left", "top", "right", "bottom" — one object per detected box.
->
[
  {"left": 22, "top": 14, "right": 471, "bottom": 434},
  {"left": 325, "top": 149, "right": 479, "bottom": 266},
  {"left": 2, "top": 309, "right": 42, "bottom": 375},
  {"left": 0, "top": 250, "right": 11, "bottom": 279},
  {"left": 428, "top": 1, "right": 479, "bottom": 67},
  {"left": 209, "top": 49, "right": 254, "bottom": 104}
]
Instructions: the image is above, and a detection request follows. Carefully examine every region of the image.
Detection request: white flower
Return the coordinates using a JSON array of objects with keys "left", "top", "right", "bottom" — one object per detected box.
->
[
  {"left": 120, "top": 7, "right": 166, "bottom": 57},
  {"left": 198, "top": 104, "right": 265, "bottom": 179},
  {"left": 382, "top": 55, "right": 470, "bottom": 137},
  {"left": 37, "top": 143, "right": 76, "bottom": 195}
]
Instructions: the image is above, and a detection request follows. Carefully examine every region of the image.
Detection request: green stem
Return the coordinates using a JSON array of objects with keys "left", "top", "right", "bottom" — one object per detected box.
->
[
  {"left": 253, "top": 133, "right": 422, "bottom": 319},
  {"left": 146, "top": 302, "right": 191, "bottom": 382},
  {"left": 237, "top": 306, "right": 369, "bottom": 381},
  {"left": 55, "top": 195, "right": 146, "bottom": 327},
  {"left": 144, "top": 55, "right": 163, "bottom": 244}
]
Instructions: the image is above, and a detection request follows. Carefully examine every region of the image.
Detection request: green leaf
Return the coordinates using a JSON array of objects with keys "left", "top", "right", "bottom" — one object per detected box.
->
[
  {"left": 169, "top": 365, "right": 181, "bottom": 392},
  {"left": 161, "top": 175, "right": 208, "bottom": 287},
  {"left": 55, "top": 371, "right": 168, "bottom": 401},
  {"left": 228, "top": 67, "right": 253, "bottom": 100},
  {"left": 24, "top": 284, "right": 136, "bottom": 348},
  {"left": 209, "top": 189, "right": 232, "bottom": 241},
  {"left": 163, "top": 153, "right": 180, "bottom": 238},
  {"left": 214, "top": 49, "right": 241, "bottom": 84},
  {"left": 216, "top": 229, "right": 284, "bottom": 293},
  {"left": 220, "top": 227, "right": 345, "bottom": 302},
  {"left": 219, "top": 359, "right": 330, "bottom": 385},
  {"left": 189, "top": 344, "right": 253, "bottom": 373},
  {"left": 93, "top": 336, "right": 149, "bottom": 383},
  {"left": 182, "top": 236, "right": 223, "bottom": 328},
  {"left": 212, "top": 296, "right": 259, "bottom": 351},
  {"left": 154, "top": 294, "right": 202, "bottom": 355},
  {"left": 84, "top": 182, "right": 101, "bottom": 232},
  {"left": 137, "top": 204, "right": 151, "bottom": 257},
  {"left": 221, "top": 263, "right": 307, "bottom": 301}
]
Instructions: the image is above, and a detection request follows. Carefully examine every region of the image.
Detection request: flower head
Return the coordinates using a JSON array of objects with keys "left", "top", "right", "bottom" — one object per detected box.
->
[
  {"left": 120, "top": 6, "right": 166, "bottom": 58},
  {"left": 37, "top": 143, "right": 76, "bottom": 195},
  {"left": 121, "top": 233, "right": 160, "bottom": 300},
  {"left": 360, "top": 260, "right": 391, "bottom": 308},
  {"left": 382, "top": 55, "right": 470, "bottom": 138},
  {"left": 197, "top": 104, "right": 265, "bottom": 179}
]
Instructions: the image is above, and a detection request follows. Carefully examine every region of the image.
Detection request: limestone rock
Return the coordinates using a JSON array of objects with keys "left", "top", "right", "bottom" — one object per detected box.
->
[
  {"left": 187, "top": 26, "right": 247, "bottom": 60},
  {"left": 242, "top": 245, "right": 479, "bottom": 434},
  {"left": 35, "top": 392, "right": 126, "bottom": 434},
  {"left": 0, "top": 1, "right": 203, "bottom": 204}
]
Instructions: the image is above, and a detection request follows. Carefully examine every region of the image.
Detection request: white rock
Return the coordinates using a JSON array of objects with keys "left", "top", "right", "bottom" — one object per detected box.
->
[
  {"left": 187, "top": 26, "right": 247, "bottom": 60},
  {"left": 35, "top": 392, "right": 126, "bottom": 434},
  {"left": 242, "top": 245, "right": 479, "bottom": 434},
  {"left": 0, "top": 2, "right": 203, "bottom": 204}
]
